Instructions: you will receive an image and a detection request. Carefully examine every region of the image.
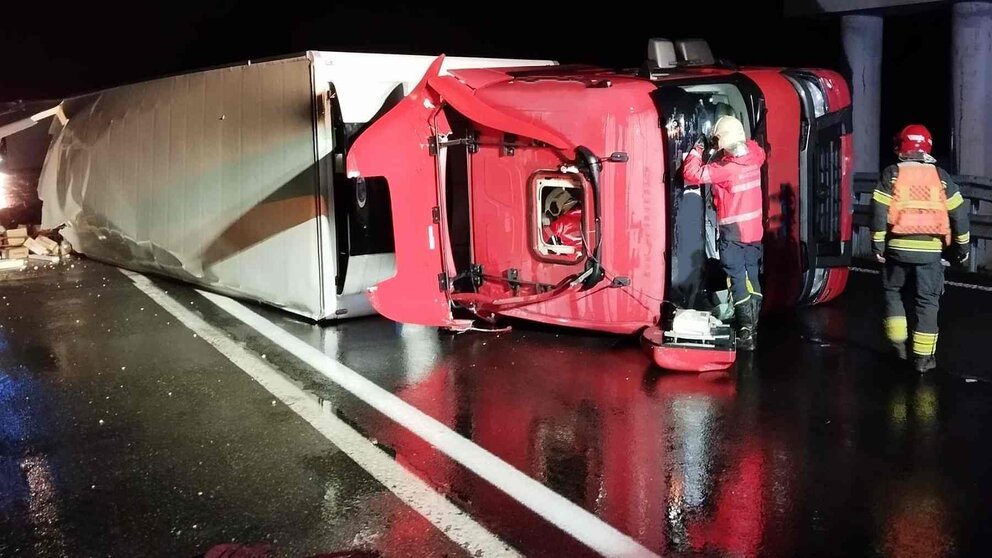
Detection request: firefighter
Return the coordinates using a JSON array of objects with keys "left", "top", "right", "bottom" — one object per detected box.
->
[
  {"left": 871, "top": 124, "right": 971, "bottom": 373},
  {"left": 683, "top": 115, "right": 767, "bottom": 351},
  {"left": 543, "top": 202, "right": 583, "bottom": 251}
]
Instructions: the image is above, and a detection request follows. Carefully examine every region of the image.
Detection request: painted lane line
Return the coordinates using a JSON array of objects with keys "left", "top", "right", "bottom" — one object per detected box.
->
[
  {"left": 191, "top": 288, "right": 659, "bottom": 558},
  {"left": 121, "top": 270, "right": 520, "bottom": 558}
]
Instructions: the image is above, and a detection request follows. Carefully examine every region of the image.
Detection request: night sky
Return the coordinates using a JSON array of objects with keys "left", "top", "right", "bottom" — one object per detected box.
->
[{"left": 0, "top": 0, "right": 953, "bottom": 162}]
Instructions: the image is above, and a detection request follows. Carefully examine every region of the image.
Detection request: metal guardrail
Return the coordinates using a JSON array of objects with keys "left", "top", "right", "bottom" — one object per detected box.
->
[
  {"left": 853, "top": 172, "right": 992, "bottom": 237},
  {"left": 851, "top": 172, "right": 992, "bottom": 271}
]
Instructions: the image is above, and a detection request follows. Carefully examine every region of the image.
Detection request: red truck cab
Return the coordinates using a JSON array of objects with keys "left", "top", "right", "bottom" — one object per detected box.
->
[{"left": 346, "top": 39, "right": 853, "bottom": 371}]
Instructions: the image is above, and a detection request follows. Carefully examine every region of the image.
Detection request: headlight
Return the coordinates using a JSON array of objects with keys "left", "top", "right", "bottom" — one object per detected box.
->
[
  {"left": 805, "top": 81, "right": 828, "bottom": 118},
  {"left": 809, "top": 267, "right": 829, "bottom": 302}
]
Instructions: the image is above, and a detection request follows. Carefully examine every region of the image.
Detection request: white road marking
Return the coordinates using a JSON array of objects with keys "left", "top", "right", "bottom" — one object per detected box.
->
[
  {"left": 167, "top": 278, "right": 657, "bottom": 557},
  {"left": 121, "top": 270, "right": 520, "bottom": 558}
]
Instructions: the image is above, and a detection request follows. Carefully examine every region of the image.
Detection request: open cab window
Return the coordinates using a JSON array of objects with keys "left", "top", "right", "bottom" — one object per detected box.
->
[{"left": 531, "top": 171, "right": 586, "bottom": 264}]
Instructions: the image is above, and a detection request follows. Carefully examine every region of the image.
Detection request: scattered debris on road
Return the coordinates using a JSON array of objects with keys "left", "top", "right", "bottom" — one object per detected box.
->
[{"left": 0, "top": 223, "right": 72, "bottom": 272}]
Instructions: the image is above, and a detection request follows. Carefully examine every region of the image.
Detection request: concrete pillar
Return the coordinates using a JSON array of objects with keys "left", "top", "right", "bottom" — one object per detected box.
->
[
  {"left": 953, "top": 2, "right": 992, "bottom": 272},
  {"left": 952, "top": 1, "right": 992, "bottom": 177},
  {"left": 842, "top": 14, "right": 884, "bottom": 173}
]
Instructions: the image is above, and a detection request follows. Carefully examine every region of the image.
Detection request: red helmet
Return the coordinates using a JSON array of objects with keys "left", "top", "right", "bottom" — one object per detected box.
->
[{"left": 895, "top": 124, "right": 934, "bottom": 155}]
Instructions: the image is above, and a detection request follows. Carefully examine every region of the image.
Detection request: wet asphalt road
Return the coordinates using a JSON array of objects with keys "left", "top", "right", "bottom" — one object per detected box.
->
[{"left": 1, "top": 258, "right": 991, "bottom": 557}]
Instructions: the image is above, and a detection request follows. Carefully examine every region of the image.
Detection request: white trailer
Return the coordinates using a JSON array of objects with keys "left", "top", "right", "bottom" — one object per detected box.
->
[{"left": 24, "top": 51, "right": 555, "bottom": 320}]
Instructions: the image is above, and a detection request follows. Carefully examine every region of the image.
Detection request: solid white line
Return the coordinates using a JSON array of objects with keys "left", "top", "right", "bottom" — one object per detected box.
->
[
  {"left": 190, "top": 289, "right": 658, "bottom": 557},
  {"left": 121, "top": 270, "right": 520, "bottom": 558}
]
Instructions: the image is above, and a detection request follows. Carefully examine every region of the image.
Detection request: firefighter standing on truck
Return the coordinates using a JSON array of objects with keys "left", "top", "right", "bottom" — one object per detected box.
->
[
  {"left": 683, "top": 115, "right": 767, "bottom": 351},
  {"left": 871, "top": 124, "right": 971, "bottom": 373}
]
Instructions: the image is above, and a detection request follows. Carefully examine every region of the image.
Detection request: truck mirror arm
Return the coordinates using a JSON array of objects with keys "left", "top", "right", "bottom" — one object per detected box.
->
[{"left": 574, "top": 145, "right": 606, "bottom": 288}]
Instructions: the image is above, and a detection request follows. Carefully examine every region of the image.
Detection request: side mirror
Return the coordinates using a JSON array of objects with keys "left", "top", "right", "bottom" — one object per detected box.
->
[{"left": 608, "top": 152, "right": 629, "bottom": 163}]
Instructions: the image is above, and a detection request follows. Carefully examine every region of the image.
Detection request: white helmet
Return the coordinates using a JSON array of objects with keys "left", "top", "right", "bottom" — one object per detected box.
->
[{"left": 713, "top": 115, "right": 747, "bottom": 152}]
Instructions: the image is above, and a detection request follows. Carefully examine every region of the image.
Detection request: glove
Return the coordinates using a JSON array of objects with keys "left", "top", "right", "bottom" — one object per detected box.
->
[{"left": 955, "top": 246, "right": 970, "bottom": 266}]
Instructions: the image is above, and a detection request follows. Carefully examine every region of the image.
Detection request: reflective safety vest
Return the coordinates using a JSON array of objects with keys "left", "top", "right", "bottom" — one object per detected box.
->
[
  {"left": 712, "top": 164, "right": 764, "bottom": 242},
  {"left": 682, "top": 139, "right": 767, "bottom": 243},
  {"left": 888, "top": 162, "right": 951, "bottom": 245},
  {"left": 542, "top": 207, "right": 583, "bottom": 249}
]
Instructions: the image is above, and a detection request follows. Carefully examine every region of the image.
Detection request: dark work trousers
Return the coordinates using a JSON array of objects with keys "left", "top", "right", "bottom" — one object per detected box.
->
[
  {"left": 718, "top": 239, "right": 763, "bottom": 305},
  {"left": 882, "top": 259, "right": 944, "bottom": 356}
]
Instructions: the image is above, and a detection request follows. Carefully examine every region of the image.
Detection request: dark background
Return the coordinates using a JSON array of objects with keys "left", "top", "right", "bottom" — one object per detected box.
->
[{"left": 0, "top": 0, "right": 954, "bottom": 163}]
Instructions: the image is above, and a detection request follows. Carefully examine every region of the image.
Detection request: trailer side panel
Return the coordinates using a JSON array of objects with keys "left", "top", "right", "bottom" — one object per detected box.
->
[{"left": 39, "top": 56, "right": 324, "bottom": 318}]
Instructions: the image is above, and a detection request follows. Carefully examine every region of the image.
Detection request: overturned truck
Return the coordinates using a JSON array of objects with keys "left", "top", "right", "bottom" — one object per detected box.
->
[
  {"left": 346, "top": 39, "right": 854, "bottom": 370},
  {"left": 26, "top": 51, "right": 555, "bottom": 320}
]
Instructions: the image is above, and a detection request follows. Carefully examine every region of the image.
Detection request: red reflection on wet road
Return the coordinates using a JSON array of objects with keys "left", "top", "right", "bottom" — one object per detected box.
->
[{"left": 372, "top": 335, "right": 780, "bottom": 556}]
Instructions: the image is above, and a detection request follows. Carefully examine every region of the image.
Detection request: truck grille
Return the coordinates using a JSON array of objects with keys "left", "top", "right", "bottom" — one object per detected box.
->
[{"left": 813, "top": 133, "right": 842, "bottom": 245}]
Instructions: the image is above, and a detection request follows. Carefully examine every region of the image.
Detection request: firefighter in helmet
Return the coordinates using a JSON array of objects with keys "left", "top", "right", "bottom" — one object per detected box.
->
[
  {"left": 870, "top": 124, "right": 971, "bottom": 372},
  {"left": 682, "top": 115, "right": 767, "bottom": 351}
]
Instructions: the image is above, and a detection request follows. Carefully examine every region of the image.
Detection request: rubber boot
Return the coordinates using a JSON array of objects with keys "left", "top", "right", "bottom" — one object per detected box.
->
[
  {"left": 914, "top": 355, "right": 937, "bottom": 373},
  {"left": 735, "top": 300, "right": 756, "bottom": 352},
  {"left": 750, "top": 295, "right": 763, "bottom": 349},
  {"left": 751, "top": 295, "right": 763, "bottom": 326}
]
